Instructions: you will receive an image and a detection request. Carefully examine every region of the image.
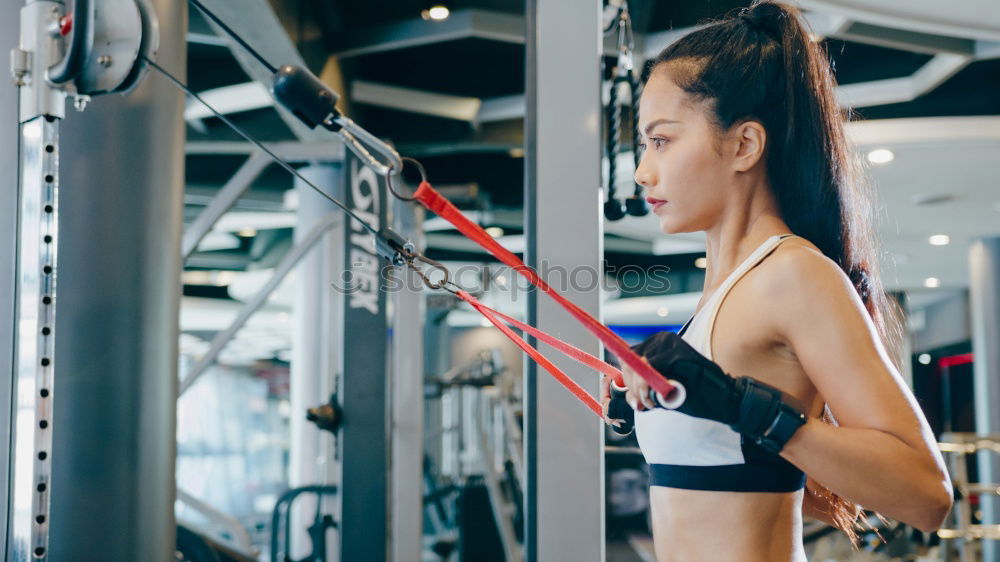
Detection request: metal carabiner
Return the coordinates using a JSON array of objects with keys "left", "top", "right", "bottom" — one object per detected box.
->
[
  {"left": 329, "top": 114, "right": 403, "bottom": 178},
  {"left": 408, "top": 253, "right": 452, "bottom": 292},
  {"left": 617, "top": 5, "right": 634, "bottom": 54}
]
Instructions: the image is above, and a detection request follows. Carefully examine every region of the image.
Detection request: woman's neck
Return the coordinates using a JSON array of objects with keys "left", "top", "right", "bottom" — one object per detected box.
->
[{"left": 701, "top": 177, "right": 789, "bottom": 290}]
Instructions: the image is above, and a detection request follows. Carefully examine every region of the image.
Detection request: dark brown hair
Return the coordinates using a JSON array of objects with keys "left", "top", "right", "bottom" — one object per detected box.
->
[{"left": 642, "top": 0, "right": 904, "bottom": 545}]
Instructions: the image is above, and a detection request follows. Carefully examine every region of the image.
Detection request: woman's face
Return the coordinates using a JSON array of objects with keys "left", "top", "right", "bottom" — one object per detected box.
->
[{"left": 635, "top": 68, "right": 734, "bottom": 235}]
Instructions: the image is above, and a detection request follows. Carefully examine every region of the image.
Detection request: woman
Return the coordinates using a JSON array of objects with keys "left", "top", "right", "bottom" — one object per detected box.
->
[{"left": 600, "top": 2, "right": 953, "bottom": 560}]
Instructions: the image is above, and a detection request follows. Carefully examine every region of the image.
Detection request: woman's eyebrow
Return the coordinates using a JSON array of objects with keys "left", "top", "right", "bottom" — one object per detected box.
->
[{"left": 641, "top": 119, "right": 681, "bottom": 136}]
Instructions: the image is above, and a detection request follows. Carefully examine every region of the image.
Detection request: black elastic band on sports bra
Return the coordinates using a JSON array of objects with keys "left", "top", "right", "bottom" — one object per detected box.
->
[
  {"left": 648, "top": 459, "right": 806, "bottom": 493},
  {"left": 648, "top": 437, "right": 805, "bottom": 493}
]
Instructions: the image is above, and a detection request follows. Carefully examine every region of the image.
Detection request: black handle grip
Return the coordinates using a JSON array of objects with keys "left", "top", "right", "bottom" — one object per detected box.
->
[
  {"left": 272, "top": 65, "right": 341, "bottom": 130},
  {"left": 607, "top": 383, "right": 634, "bottom": 436}
]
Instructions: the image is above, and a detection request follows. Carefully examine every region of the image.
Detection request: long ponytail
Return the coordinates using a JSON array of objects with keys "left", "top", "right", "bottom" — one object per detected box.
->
[{"left": 642, "top": 0, "right": 905, "bottom": 544}]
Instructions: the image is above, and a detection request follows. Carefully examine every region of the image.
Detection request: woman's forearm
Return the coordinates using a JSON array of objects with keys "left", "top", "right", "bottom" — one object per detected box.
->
[{"left": 780, "top": 418, "right": 952, "bottom": 532}]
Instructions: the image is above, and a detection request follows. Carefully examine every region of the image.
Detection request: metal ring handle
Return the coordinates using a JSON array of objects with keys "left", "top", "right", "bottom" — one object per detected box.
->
[
  {"left": 654, "top": 380, "right": 686, "bottom": 409},
  {"left": 386, "top": 157, "right": 427, "bottom": 202}
]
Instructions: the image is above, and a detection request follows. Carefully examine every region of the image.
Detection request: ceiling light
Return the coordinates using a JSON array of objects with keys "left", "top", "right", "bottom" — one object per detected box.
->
[
  {"left": 918, "top": 353, "right": 932, "bottom": 365},
  {"left": 485, "top": 226, "right": 505, "bottom": 238},
  {"left": 238, "top": 227, "right": 257, "bottom": 237},
  {"left": 214, "top": 271, "right": 235, "bottom": 287},
  {"left": 924, "top": 277, "right": 940, "bottom": 288},
  {"left": 182, "top": 270, "right": 213, "bottom": 285},
  {"left": 422, "top": 5, "right": 450, "bottom": 20},
  {"left": 694, "top": 257, "right": 707, "bottom": 269},
  {"left": 928, "top": 234, "right": 950, "bottom": 246},
  {"left": 656, "top": 307, "right": 669, "bottom": 318},
  {"left": 509, "top": 147, "right": 525, "bottom": 158},
  {"left": 866, "top": 148, "right": 894, "bottom": 165}
]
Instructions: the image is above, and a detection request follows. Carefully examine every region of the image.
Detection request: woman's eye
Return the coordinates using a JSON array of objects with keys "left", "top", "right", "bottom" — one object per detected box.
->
[{"left": 651, "top": 138, "right": 669, "bottom": 149}]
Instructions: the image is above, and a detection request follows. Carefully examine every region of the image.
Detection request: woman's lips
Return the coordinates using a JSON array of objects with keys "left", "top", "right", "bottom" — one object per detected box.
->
[{"left": 646, "top": 197, "right": 667, "bottom": 212}]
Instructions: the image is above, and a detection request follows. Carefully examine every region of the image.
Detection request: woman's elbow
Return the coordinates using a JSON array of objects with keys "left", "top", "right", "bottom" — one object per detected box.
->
[{"left": 911, "top": 485, "right": 953, "bottom": 533}]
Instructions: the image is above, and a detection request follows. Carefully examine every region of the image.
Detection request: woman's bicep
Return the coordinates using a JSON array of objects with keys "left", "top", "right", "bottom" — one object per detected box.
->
[{"left": 768, "top": 249, "right": 932, "bottom": 448}]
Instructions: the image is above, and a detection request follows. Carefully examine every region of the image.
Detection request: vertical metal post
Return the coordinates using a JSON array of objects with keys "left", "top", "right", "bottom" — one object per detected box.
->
[
  {"left": 423, "top": 314, "right": 449, "bottom": 474},
  {"left": 0, "top": 0, "right": 19, "bottom": 550},
  {"left": 970, "top": 237, "right": 1000, "bottom": 562},
  {"left": 524, "top": 1, "right": 604, "bottom": 561},
  {"left": 7, "top": 2, "right": 68, "bottom": 558},
  {"left": 338, "top": 154, "right": 390, "bottom": 561},
  {"left": 9, "top": 116, "right": 59, "bottom": 562},
  {"left": 290, "top": 165, "right": 343, "bottom": 560},
  {"left": 34, "top": 0, "right": 185, "bottom": 560},
  {"left": 389, "top": 199, "right": 424, "bottom": 561}
]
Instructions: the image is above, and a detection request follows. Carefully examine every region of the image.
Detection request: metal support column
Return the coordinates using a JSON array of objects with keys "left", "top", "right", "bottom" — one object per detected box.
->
[
  {"left": 43, "top": 0, "right": 186, "bottom": 559},
  {"left": 1, "top": 0, "right": 21, "bottom": 550},
  {"left": 290, "top": 165, "right": 343, "bottom": 560},
  {"left": 389, "top": 198, "right": 425, "bottom": 561},
  {"left": 423, "top": 312, "right": 450, "bottom": 471},
  {"left": 970, "top": 237, "right": 1000, "bottom": 561},
  {"left": 9, "top": 115, "right": 59, "bottom": 562},
  {"left": 337, "top": 153, "right": 390, "bottom": 561},
  {"left": 524, "top": 1, "right": 604, "bottom": 561}
]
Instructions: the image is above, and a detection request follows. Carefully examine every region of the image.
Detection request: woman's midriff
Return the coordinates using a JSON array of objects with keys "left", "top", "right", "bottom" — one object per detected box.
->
[{"left": 648, "top": 486, "right": 807, "bottom": 562}]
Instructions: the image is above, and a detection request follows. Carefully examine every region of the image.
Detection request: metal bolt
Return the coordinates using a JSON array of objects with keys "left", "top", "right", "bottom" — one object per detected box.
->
[
  {"left": 10, "top": 49, "right": 30, "bottom": 87},
  {"left": 98, "top": 55, "right": 112, "bottom": 68},
  {"left": 72, "top": 95, "right": 90, "bottom": 112}
]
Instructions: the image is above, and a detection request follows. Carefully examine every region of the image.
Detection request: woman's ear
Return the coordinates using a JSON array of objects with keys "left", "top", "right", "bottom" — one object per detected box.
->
[{"left": 731, "top": 120, "right": 767, "bottom": 173}]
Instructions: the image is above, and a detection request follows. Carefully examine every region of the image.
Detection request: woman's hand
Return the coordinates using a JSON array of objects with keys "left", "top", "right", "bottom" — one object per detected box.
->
[
  {"left": 621, "top": 359, "right": 655, "bottom": 411},
  {"left": 603, "top": 373, "right": 639, "bottom": 435},
  {"left": 605, "top": 337, "right": 668, "bottom": 416},
  {"left": 599, "top": 374, "right": 615, "bottom": 425}
]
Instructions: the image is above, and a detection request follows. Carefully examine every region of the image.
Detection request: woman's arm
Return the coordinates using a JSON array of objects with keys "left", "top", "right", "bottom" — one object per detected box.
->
[
  {"left": 785, "top": 419, "right": 951, "bottom": 531},
  {"left": 765, "top": 245, "right": 953, "bottom": 533}
]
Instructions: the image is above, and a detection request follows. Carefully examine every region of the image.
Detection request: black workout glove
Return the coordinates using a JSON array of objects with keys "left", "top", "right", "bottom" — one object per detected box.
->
[
  {"left": 605, "top": 336, "right": 680, "bottom": 436},
  {"left": 610, "top": 331, "right": 806, "bottom": 453}
]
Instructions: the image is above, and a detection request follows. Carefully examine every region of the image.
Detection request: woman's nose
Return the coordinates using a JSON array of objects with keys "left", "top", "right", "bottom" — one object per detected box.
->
[{"left": 634, "top": 153, "right": 655, "bottom": 188}]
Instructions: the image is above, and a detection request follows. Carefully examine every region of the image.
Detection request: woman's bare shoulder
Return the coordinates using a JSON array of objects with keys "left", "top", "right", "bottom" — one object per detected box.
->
[
  {"left": 745, "top": 236, "right": 872, "bottom": 348},
  {"left": 759, "top": 237, "right": 857, "bottom": 299},
  {"left": 741, "top": 236, "right": 856, "bottom": 304}
]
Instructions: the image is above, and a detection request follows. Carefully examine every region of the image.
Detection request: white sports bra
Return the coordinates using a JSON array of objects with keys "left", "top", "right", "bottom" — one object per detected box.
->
[{"left": 634, "top": 233, "right": 806, "bottom": 492}]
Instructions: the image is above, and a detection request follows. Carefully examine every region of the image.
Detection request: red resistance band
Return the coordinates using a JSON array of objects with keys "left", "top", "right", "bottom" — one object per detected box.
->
[
  {"left": 413, "top": 181, "right": 676, "bottom": 411},
  {"left": 457, "top": 290, "right": 614, "bottom": 417}
]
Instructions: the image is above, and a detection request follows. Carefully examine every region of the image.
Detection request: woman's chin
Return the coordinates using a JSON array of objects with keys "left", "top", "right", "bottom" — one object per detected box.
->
[
  {"left": 657, "top": 215, "right": 681, "bottom": 235},
  {"left": 657, "top": 217, "right": 696, "bottom": 236}
]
